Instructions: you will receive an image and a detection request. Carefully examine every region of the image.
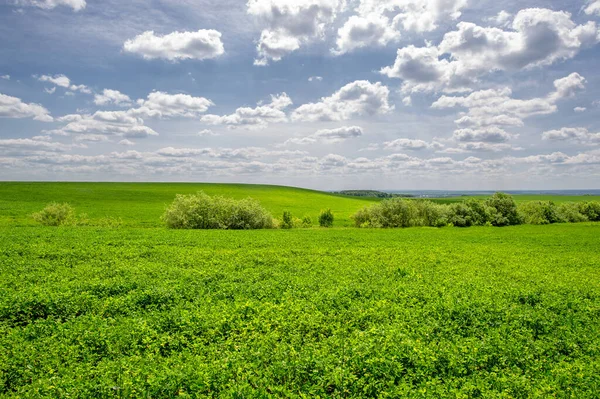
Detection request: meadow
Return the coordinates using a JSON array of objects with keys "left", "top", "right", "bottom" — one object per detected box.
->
[{"left": 1, "top": 183, "right": 600, "bottom": 397}]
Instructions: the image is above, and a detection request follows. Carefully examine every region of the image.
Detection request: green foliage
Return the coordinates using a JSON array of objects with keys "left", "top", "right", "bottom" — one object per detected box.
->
[
  {"left": 301, "top": 215, "right": 313, "bottom": 228},
  {"left": 318, "top": 209, "right": 334, "bottom": 227},
  {"left": 484, "top": 192, "right": 522, "bottom": 226},
  {"left": 161, "top": 191, "right": 274, "bottom": 230},
  {"left": 579, "top": 201, "right": 600, "bottom": 221},
  {"left": 32, "top": 203, "right": 76, "bottom": 226},
  {"left": 555, "top": 202, "right": 589, "bottom": 223},
  {"left": 518, "top": 201, "right": 559, "bottom": 225},
  {"left": 1, "top": 225, "right": 600, "bottom": 397},
  {"left": 281, "top": 211, "right": 293, "bottom": 229}
]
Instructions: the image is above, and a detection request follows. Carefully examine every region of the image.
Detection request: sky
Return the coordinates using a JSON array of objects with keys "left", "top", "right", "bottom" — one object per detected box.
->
[{"left": 1, "top": 0, "right": 600, "bottom": 190}]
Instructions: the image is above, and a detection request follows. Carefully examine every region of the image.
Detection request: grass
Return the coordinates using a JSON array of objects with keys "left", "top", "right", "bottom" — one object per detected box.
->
[
  {"left": 1, "top": 224, "right": 599, "bottom": 397},
  {"left": 1, "top": 183, "right": 599, "bottom": 397},
  {"left": 0, "top": 182, "right": 379, "bottom": 227}
]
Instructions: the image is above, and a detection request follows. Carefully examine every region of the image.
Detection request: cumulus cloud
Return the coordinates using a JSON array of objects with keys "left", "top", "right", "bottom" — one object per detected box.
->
[
  {"left": 0, "top": 138, "right": 78, "bottom": 154},
  {"left": 0, "top": 93, "right": 53, "bottom": 122},
  {"left": 574, "top": 107, "right": 587, "bottom": 113},
  {"left": 333, "top": 0, "right": 467, "bottom": 55},
  {"left": 156, "top": 146, "right": 307, "bottom": 160},
  {"left": 0, "top": 75, "right": 10, "bottom": 80},
  {"left": 14, "top": 0, "right": 85, "bottom": 11},
  {"left": 284, "top": 125, "right": 363, "bottom": 145},
  {"left": 36, "top": 74, "right": 91, "bottom": 94},
  {"left": 432, "top": 73, "right": 585, "bottom": 151},
  {"left": 585, "top": 0, "right": 600, "bottom": 16},
  {"left": 384, "top": 138, "right": 443, "bottom": 151},
  {"left": 487, "top": 10, "right": 512, "bottom": 27},
  {"left": 248, "top": 0, "right": 344, "bottom": 65},
  {"left": 201, "top": 93, "right": 292, "bottom": 129},
  {"left": 45, "top": 110, "right": 158, "bottom": 140},
  {"left": 334, "top": 14, "right": 400, "bottom": 55},
  {"left": 118, "top": 139, "right": 136, "bottom": 146},
  {"left": 134, "top": 92, "right": 214, "bottom": 118},
  {"left": 381, "top": 9, "right": 599, "bottom": 93},
  {"left": 94, "top": 89, "right": 132, "bottom": 107},
  {"left": 292, "top": 80, "right": 392, "bottom": 122},
  {"left": 308, "top": 76, "right": 323, "bottom": 82},
  {"left": 542, "top": 127, "right": 600, "bottom": 144},
  {"left": 123, "top": 30, "right": 225, "bottom": 61},
  {"left": 198, "top": 129, "right": 219, "bottom": 137}
]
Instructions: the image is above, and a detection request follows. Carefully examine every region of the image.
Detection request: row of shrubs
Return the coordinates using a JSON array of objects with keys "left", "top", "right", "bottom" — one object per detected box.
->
[
  {"left": 162, "top": 192, "right": 335, "bottom": 229},
  {"left": 352, "top": 193, "right": 600, "bottom": 228},
  {"left": 32, "top": 192, "right": 600, "bottom": 229}
]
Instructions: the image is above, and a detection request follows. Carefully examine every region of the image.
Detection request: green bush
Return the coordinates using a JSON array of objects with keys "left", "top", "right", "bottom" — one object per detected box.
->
[
  {"left": 319, "top": 209, "right": 334, "bottom": 227},
  {"left": 485, "top": 193, "right": 522, "bottom": 226},
  {"left": 301, "top": 215, "right": 313, "bottom": 228},
  {"left": 447, "top": 202, "right": 476, "bottom": 227},
  {"left": 32, "top": 203, "right": 76, "bottom": 226},
  {"left": 555, "top": 203, "right": 588, "bottom": 223},
  {"left": 162, "top": 192, "right": 274, "bottom": 230},
  {"left": 413, "top": 200, "right": 448, "bottom": 227},
  {"left": 579, "top": 201, "right": 600, "bottom": 221},
  {"left": 518, "top": 201, "right": 559, "bottom": 225},
  {"left": 281, "top": 211, "right": 294, "bottom": 229}
]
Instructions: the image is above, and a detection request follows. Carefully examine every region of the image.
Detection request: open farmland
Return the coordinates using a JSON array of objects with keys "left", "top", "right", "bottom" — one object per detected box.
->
[{"left": 0, "top": 183, "right": 599, "bottom": 397}]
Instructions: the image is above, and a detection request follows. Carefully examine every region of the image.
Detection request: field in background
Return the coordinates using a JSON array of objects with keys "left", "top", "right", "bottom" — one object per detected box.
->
[
  {"left": 429, "top": 194, "right": 600, "bottom": 204},
  {"left": 1, "top": 182, "right": 598, "bottom": 228},
  {"left": 0, "top": 182, "right": 379, "bottom": 227}
]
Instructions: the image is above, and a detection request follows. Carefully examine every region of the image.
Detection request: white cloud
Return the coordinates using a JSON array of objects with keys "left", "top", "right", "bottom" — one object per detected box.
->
[
  {"left": 487, "top": 11, "right": 512, "bottom": 27},
  {"left": 118, "top": 139, "right": 136, "bottom": 146},
  {"left": 14, "top": 0, "right": 85, "bottom": 11},
  {"left": 198, "top": 129, "right": 219, "bottom": 137},
  {"left": 0, "top": 75, "right": 9, "bottom": 80},
  {"left": 432, "top": 73, "right": 585, "bottom": 151},
  {"left": 284, "top": 125, "right": 363, "bottom": 145},
  {"left": 334, "top": 14, "right": 400, "bottom": 55},
  {"left": 585, "top": 0, "right": 600, "bottom": 16},
  {"left": 123, "top": 30, "right": 225, "bottom": 61},
  {"left": 0, "top": 138, "right": 82, "bottom": 156},
  {"left": 248, "top": 0, "right": 344, "bottom": 65},
  {"left": 0, "top": 93, "right": 53, "bottom": 122},
  {"left": 36, "top": 74, "right": 91, "bottom": 94},
  {"left": 384, "top": 138, "right": 443, "bottom": 151},
  {"left": 94, "top": 89, "right": 132, "bottom": 107},
  {"left": 574, "top": 107, "right": 587, "bottom": 113},
  {"left": 156, "top": 146, "right": 307, "bottom": 160},
  {"left": 44, "top": 87, "right": 56, "bottom": 95},
  {"left": 201, "top": 93, "right": 292, "bottom": 129},
  {"left": 45, "top": 110, "right": 157, "bottom": 140},
  {"left": 308, "top": 76, "right": 323, "bottom": 82},
  {"left": 542, "top": 127, "right": 600, "bottom": 144},
  {"left": 381, "top": 9, "right": 599, "bottom": 93},
  {"left": 134, "top": 92, "right": 214, "bottom": 118},
  {"left": 292, "top": 80, "right": 392, "bottom": 122}
]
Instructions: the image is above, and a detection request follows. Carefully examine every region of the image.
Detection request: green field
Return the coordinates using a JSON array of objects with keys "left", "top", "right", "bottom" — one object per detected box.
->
[
  {"left": 1, "top": 183, "right": 600, "bottom": 397},
  {"left": 0, "top": 182, "right": 380, "bottom": 227},
  {"left": 429, "top": 194, "right": 600, "bottom": 205}
]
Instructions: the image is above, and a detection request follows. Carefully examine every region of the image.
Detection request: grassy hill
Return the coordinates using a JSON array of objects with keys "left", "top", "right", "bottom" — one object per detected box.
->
[{"left": 0, "top": 182, "right": 380, "bottom": 227}]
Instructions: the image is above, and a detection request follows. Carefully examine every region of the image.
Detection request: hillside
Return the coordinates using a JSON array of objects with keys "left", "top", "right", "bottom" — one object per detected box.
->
[{"left": 0, "top": 182, "right": 380, "bottom": 227}]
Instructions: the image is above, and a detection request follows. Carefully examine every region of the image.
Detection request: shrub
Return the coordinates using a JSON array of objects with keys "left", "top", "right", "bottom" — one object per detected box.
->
[
  {"left": 555, "top": 203, "right": 588, "bottom": 223},
  {"left": 579, "top": 201, "right": 600, "bottom": 221},
  {"left": 518, "top": 201, "right": 559, "bottom": 225},
  {"left": 352, "top": 198, "right": 421, "bottom": 228},
  {"left": 413, "top": 200, "right": 448, "bottom": 227},
  {"left": 301, "top": 215, "right": 313, "bottom": 228},
  {"left": 485, "top": 192, "right": 522, "bottom": 226},
  {"left": 281, "top": 211, "right": 294, "bottom": 229},
  {"left": 32, "top": 203, "right": 76, "bottom": 226},
  {"left": 319, "top": 209, "right": 334, "bottom": 227},
  {"left": 162, "top": 192, "right": 273, "bottom": 230},
  {"left": 447, "top": 202, "right": 476, "bottom": 227}
]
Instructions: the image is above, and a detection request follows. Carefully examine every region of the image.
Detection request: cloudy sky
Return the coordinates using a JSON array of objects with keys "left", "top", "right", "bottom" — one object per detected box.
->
[{"left": 1, "top": 0, "right": 600, "bottom": 190}]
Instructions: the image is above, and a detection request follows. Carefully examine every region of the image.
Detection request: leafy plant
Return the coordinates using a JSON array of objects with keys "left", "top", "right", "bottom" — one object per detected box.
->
[
  {"left": 32, "top": 203, "right": 76, "bottom": 226},
  {"left": 319, "top": 209, "right": 334, "bottom": 227},
  {"left": 281, "top": 211, "right": 294, "bottom": 229}
]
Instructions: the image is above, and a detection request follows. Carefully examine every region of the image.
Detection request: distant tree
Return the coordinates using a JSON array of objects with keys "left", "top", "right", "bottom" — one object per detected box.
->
[
  {"left": 281, "top": 211, "right": 294, "bottom": 229},
  {"left": 485, "top": 193, "right": 522, "bottom": 226}
]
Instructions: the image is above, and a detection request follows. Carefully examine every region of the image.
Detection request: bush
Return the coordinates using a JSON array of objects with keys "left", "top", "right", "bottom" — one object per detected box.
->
[
  {"left": 518, "top": 201, "right": 559, "bottom": 225},
  {"left": 162, "top": 192, "right": 274, "bottom": 230},
  {"left": 413, "top": 200, "right": 448, "bottom": 227},
  {"left": 447, "top": 202, "right": 476, "bottom": 227},
  {"left": 319, "top": 209, "right": 334, "bottom": 228},
  {"left": 32, "top": 203, "right": 76, "bottom": 226},
  {"left": 579, "top": 201, "right": 600, "bottom": 221},
  {"left": 555, "top": 203, "right": 588, "bottom": 223},
  {"left": 485, "top": 192, "right": 522, "bottom": 226},
  {"left": 281, "top": 211, "right": 294, "bottom": 229},
  {"left": 352, "top": 198, "right": 421, "bottom": 228},
  {"left": 301, "top": 215, "right": 313, "bottom": 228}
]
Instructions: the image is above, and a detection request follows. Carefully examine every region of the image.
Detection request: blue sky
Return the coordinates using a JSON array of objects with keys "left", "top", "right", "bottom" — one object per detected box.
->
[{"left": 1, "top": 0, "right": 599, "bottom": 190}]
